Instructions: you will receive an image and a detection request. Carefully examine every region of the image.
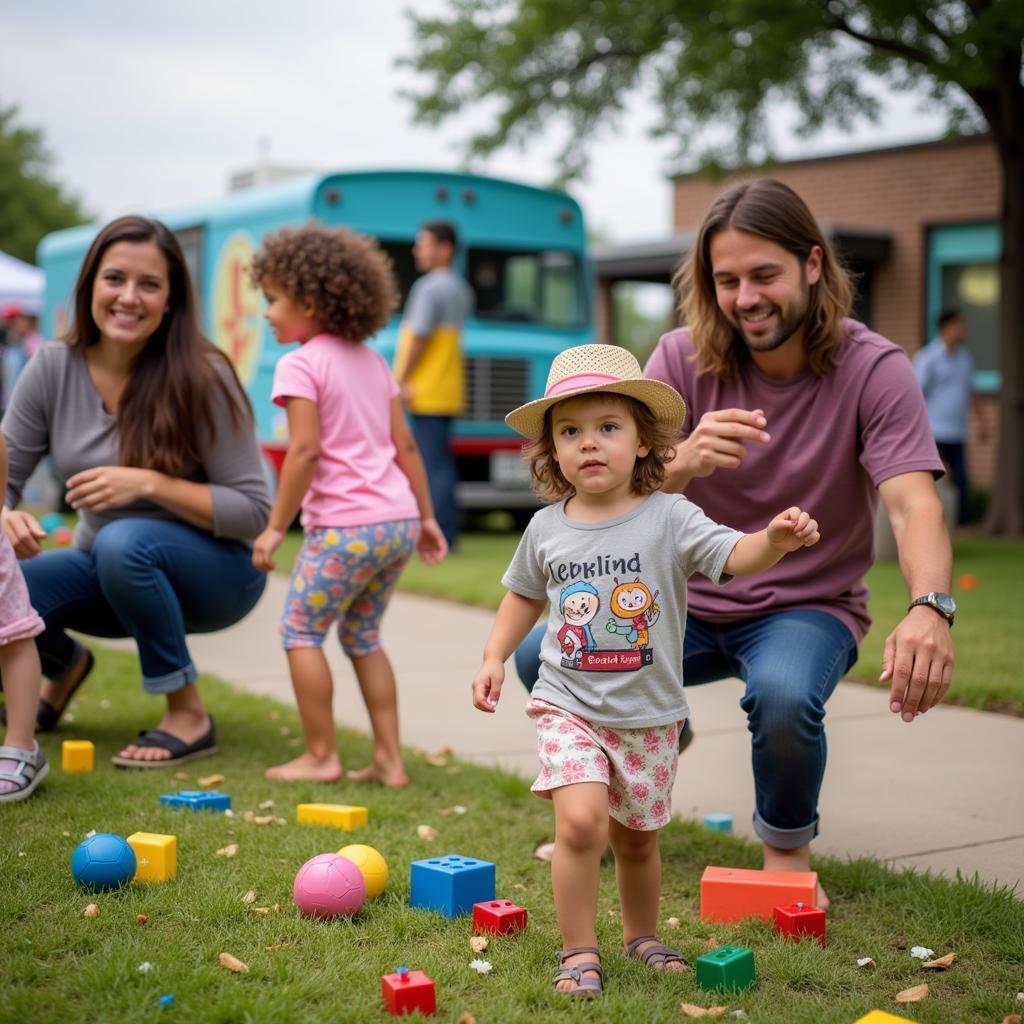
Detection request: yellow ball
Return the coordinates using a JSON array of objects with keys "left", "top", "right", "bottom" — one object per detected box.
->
[{"left": 336, "top": 843, "right": 388, "bottom": 899}]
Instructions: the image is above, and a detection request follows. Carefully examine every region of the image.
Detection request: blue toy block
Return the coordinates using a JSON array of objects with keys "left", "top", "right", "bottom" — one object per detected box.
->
[
  {"left": 410, "top": 854, "right": 495, "bottom": 917},
  {"left": 159, "top": 790, "right": 231, "bottom": 813},
  {"left": 703, "top": 812, "right": 733, "bottom": 833}
]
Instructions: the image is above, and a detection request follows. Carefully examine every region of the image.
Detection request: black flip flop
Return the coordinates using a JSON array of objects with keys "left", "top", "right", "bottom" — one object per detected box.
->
[
  {"left": 111, "top": 715, "right": 218, "bottom": 769},
  {"left": 1, "top": 648, "right": 95, "bottom": 733}
]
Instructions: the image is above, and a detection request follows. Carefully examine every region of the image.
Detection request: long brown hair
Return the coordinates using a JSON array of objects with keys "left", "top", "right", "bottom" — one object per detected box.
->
[
  {"left": 67, "top": 215, "right": 252, "bottom": 474},
  {"left": 674, "top": 178, "right": 854, "bottom": 379}
]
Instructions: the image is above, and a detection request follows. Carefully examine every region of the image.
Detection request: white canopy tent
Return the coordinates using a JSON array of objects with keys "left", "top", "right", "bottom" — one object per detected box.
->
[{"left": 0, "top": 250, "right": 44, "bottom": 315}]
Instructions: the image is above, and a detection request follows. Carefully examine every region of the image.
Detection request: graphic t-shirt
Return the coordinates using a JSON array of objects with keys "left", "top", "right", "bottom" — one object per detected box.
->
[{"left": 502, "top": 492, "right": 743, "bottom": 728}]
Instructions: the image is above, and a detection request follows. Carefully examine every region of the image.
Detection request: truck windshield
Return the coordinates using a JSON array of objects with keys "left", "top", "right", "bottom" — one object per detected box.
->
[{"left": 468, "top": 247, "right": 584, "bottom": 327}]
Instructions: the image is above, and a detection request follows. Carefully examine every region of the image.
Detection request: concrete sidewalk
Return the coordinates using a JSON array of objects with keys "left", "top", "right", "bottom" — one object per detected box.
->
[{"left": 160, "top": 574, "right": 1022, "bottom": 893}]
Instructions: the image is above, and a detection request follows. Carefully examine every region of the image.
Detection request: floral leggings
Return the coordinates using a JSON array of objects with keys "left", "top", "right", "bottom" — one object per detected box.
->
[{"left": 280, "top": 520, "right": 419, "bottom": 655}]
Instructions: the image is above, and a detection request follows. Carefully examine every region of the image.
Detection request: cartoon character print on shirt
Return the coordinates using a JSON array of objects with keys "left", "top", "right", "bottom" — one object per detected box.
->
[
  {"left": 606, "top": 577, "right": 660, "bottom": 649},
  {"left": 556, "top": 581, "right": 600, "bottom": 666}
]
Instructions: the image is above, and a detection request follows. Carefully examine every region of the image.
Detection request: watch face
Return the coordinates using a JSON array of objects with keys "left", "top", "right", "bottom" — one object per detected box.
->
[{"left": 933, "top": 593, "right": 957, "bottom": 616}]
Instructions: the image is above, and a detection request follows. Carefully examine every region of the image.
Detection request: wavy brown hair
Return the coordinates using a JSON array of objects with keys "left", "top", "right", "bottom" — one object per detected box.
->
[
  {"left": 250, "top": 223, "right": 397, "bottom": 343},
  {"left": 67, "top": 215, "right": 251, "bottom": 475},
  {"left": 524, "top": 394, "right": 677, "bottom": 503},
  {"left": 674, "top": 178, "right": 854, "bottom": 379}
]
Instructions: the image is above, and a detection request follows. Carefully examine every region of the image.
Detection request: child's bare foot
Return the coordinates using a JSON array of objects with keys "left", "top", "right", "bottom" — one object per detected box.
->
[
  {"left": 762, "top": 842, "right": 829, "bottom": 911},
  {"left": 346, "top": 759, "right": 408, "bottom": 788},
  {"left": 264, "top": 751, "right": 342, "bottom": 782}
]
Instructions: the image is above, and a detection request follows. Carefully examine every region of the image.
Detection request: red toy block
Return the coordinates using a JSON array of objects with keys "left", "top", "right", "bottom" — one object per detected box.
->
[
  {"left": 700, "top": 865, "right": 818, "bottom": 924},
  {"left": 472, "top": 899, "right": 528, "bottom": 935},
  {"left": 773, "top": 901, "right": 826, "bottom": 944},
  {"left": 381, "top": 967, "right": 436, "bottom": 1016}
]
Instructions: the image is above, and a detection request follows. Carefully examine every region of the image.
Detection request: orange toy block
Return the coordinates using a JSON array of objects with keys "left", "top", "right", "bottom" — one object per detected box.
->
[{"left": 700, "top": 865, "right": 817, "bottom": 923}]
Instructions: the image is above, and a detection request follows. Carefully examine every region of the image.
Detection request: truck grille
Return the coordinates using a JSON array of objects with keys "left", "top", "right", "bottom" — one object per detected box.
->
[{"left": 465, "top": 357, "right": 529, "bottom": 423}]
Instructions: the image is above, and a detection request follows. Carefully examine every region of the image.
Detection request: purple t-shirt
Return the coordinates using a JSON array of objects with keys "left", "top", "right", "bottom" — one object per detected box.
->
[{"left": 645, "top": 319, "right": 943, "bottom": 643}]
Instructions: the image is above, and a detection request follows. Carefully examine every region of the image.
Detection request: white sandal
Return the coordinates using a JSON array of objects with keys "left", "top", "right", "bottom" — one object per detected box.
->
[{"left": 0, "top": 742, "right": 49, "bottom": 802}]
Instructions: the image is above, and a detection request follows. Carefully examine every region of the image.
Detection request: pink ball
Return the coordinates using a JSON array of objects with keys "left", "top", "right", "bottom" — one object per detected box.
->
[{"left": 293, "top": 853, "right": 366, "bottom": 919}]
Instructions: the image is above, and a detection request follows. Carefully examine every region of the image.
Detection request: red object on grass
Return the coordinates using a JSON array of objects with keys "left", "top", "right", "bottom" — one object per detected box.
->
[
  {"left": 772, "top": 901, "right": 826, "bottom": 944},
  {"left": 381, "top": 967, "right": 436, "bottom": 1016},
  {"left": 472, "top": 899, "right": 528, "bottom": 935}
]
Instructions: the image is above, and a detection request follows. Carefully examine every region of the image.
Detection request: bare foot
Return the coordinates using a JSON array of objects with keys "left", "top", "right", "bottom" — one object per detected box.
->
[
  {"left": 762, "top": 842, "right": 830, "bottom": 911},
  {"left": 265, "top": 751, "right": 342, "bottom": 782},
  {"left": 346, "top": 760, "right": 408, "bottom": 788},
  {"left": 117, "top": 709, "right": 212, "bottom": 764}
]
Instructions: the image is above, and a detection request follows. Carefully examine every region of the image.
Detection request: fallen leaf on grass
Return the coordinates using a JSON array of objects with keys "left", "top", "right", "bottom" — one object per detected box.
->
[
  {"left": 252, "top": 907, "right": 271, "bottom": 914},
  {"left": 174, "top": 771, "right": 189, "bottom": 781},
  {"left": 265, "top": 943, "right": 291, "bottom": 953},
  {"left": 250, "top": 815, "right": 283, "bottom": 826},
  {"left": 215, "top": 844, "right": 239, "bottom": 858},
  {"left": 706, "top": 936, "right": 720, "bottom": 951},
  {"left": 416, "top": 825, "right": 438, "bottom": 840},
  {"left": 258, "top": 800, "right": 275, "bottom": 810},
  {"left": 62, "top": 831, "right": 71, "bottom": 838},
  {"left": 198, "top": 773, "right": 225, "bottom": 787},
  {"left": 469, "top": 936, "right": 489, "bottom": 953},
  {"left": 666, "top": 917, "right": 681, "bottom": 929},
  {"left": 446, "top": 765, "right": 461, "bottom": 775},
  {"left": 533, "top": 841, "right": 554, "bottom": 862},
  {"left": 424, "top": 754, "right": 447, "bottom": 767},
  {"left": 607, "top": 906, "right": 620, "bottom": 917},
  {"left": 438, "top": 746, "right": 454, "bottom": 757},
  {"left": 1001, "top": 1015, "right": 1022, "bottom": 1024},
  {"left": 278, "top": 726, "right": 290, "bottom": 736},
  {"left": 512, "top": 883, "right": 527, "bottom": 891},
  {"left": 922, "top": 951, "right": 957, "bottom": 970},
  {"left": 287, "top": 738, "right": 302, "bottom": 747},
  {"left": 241, "top": 891, "right": 256, "bottom": 904},
  {"left": 82, "top": 904, "right": 99, "bottom": 918},
  {"left": 680, "top": 1004, "right": 727, "bottom": 1018},
  {"left": 856, "top": 957, "right": 876, "bottom": 969},
  {"left": 439, "top": 805, "right": 467, "bottom": 816},
  {"left": 457, "top": 1015, "right": 477, "bottom": 1024},
  {"left": 895, "top": 983, "right": 929, "bottom": 1004},
  {"left": 219, "top": 952, "right": 249, "bottom": 973}
]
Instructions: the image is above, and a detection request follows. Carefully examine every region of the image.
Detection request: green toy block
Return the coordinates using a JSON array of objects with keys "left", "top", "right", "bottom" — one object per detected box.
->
[{"left": 695, "top": 944, "right": 755, "bottom": 992}]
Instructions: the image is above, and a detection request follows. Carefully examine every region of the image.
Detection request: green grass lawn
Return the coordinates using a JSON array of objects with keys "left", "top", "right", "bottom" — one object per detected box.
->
[
  {"left": 276, "top": 528, "right": 1024, "bottom": 716},
  {"left": 2, "top": 650, "right": 1022, "bottom": 1023}
]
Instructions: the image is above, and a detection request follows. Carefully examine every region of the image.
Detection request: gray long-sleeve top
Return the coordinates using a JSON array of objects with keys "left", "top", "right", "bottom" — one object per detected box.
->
[{"left": 2, "top": 341, "right": 271, "bottom": 550}]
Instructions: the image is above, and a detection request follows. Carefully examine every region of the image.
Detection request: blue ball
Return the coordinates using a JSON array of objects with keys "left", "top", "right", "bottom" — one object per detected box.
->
[
  {"left": 40, "top": 512, "right": 65, "bottom": 533},
  {"left": 71, "top": 833, "right": 137, "bottom": 891}
]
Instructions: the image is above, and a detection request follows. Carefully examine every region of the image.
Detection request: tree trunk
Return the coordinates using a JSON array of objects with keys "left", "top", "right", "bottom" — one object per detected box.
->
[{"left": 981, "top": 71, "right": 1024, "bottom": 536}]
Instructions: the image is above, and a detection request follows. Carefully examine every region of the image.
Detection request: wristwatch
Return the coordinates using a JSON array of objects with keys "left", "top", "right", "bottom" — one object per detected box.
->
[{"left": 908, "top": 592, "right": 956, "bottom": 627}]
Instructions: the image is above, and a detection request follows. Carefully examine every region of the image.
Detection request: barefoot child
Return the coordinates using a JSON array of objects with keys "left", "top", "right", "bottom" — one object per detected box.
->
[
  {"left": 251, "top": 225, "right": 447, "bottom": 785},
  {"left": 0, "top": 434, "right": 48, "bottom": 801},
  {"left": 471, "top": 344, "right": 820, "bottom": 996}
]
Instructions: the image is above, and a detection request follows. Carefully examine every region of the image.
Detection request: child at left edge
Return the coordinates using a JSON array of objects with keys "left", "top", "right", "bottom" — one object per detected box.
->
[
  {"left": 0, "top": 433, "right": 49, "bottom": 802},
  {"left": 471, "top": 343, "right": 820, "bottom": 997},
  {"left": 249, "top": 224, "right": 447, "bottom": 786}
]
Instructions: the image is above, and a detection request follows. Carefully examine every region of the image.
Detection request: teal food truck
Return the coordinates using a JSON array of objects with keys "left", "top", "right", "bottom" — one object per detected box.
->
[{"left": 38, "top": 170, "right": 594, "bottom": 521}]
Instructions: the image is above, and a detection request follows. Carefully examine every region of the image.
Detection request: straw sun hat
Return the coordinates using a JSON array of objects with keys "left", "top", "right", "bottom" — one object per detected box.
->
[{"left": 505, "top": 344, "right": 686, "bottom": 441}]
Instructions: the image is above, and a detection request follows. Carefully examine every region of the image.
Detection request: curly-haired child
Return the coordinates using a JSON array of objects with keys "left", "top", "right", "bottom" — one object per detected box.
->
[
  {"left": 250, "top": 224, "right": 447, "bottom": 785},
  {"left": 0, "top": 434, "right": 48, "bottom": 801},
  {"left": 471, "top": 344, "right": 820, "bottom": 996}
]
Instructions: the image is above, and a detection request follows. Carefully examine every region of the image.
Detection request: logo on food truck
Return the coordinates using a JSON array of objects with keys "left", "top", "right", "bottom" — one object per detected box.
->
[{"left": 213, "top": 232, "right": 262, "bottom": 384}]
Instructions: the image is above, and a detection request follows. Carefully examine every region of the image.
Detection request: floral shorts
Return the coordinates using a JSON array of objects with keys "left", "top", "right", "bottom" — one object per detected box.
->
[
  {"left": 281, "top": 520, "right": 418, "bottom": 655},
  {"left": 526, "top": 698, "right": 683, "bottom": 831}
]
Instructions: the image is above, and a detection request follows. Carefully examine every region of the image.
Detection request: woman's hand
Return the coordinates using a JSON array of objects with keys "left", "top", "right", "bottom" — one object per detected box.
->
[
  {"left": 252, "top": 526, "right": 285, "bottom": 573},
  {"left": 1, "top": 507, "right": 47, "bottom": 558},
  {"left": 65, "top": 467, "right": 157, "bottom": 512},
  {"left": 417, "top": 517, "right": 448, "bottom": 565}
]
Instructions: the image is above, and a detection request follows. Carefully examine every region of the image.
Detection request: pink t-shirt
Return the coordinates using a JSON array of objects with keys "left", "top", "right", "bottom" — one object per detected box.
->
[
  {"left": 271, "top": 334, "right": 419, "bottom": 530},
  {"left": 645, "top": 319, "right": 944, "bottom": 642}
]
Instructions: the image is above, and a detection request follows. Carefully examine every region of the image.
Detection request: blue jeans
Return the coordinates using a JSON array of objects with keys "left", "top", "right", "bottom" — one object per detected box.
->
[
  {"left": 936, "top": 440, "right": 970, "bottom": 525},
  {"left": 410, "top": 414, "right": 459, "bottom": 549},
  {"left": 21, "top": 519, "right": 266, "bottom": 694},
  {"left": 514, "top": 609, "right": 857, "bottom": 849}
]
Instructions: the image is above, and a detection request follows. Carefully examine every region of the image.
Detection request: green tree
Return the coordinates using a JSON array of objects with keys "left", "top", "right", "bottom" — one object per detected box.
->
[
  {"left": 0, "top": 103, "right": 89, "bottom": 265},
  {"left": 402, "top": 1, "right": 1024, "bottom": 534}
]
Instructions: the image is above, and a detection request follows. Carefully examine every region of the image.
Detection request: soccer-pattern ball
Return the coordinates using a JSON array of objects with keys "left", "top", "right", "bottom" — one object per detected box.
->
[
  {"left": 293, "top": 853, "right": 366, "bottom": 919},
  {"left": 337, "top": 843, "right": 388, "bottom": 899},
  {"left": 71, "top": 833, "right": 137, "bottom": 892}
]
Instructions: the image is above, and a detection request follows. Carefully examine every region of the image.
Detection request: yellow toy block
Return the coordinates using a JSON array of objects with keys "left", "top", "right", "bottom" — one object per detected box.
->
[
  {"left": 296, "top": 803, "right": 368, "bottom": 830},
  {"left": 62, "top": 740, "right": 95, "bottom": 773},
  {"left": 853, "top": 1012, "right": 922, "bottom": 1024},
  {"left": 127, "top": 832, "right": 177, "bottom": 882}
]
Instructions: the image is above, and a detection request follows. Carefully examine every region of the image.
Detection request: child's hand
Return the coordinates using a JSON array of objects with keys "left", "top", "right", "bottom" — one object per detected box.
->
[
  {"left": 252, "top": 526, "right": 285, "bottom": 573},
  {"left": 472, "top": 658, "right": 505, "bottom": 713},
  {"left": 417, "top": 517, "right": 448, "bottom": 565},
  {"left": 2, "top": 508, "right": 47, "bottom": 559},
  {"left": 766, "top": 507, "right": 820, "bottom": 552}
]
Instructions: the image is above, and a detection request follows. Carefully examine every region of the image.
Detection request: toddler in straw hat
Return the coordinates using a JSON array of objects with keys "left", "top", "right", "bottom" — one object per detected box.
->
[{"left": 471, "top": 344, "right": 820, "bottom": 997}]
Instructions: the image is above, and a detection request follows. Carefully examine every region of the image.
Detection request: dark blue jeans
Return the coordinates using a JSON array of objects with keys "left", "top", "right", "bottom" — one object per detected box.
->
[
  {"left": 410, "top": 414, "right": 459, "bottom": 550},
  {"left": 21, "top": 519, "right": 266, "bottom": 694},
  {"left": 936, "top": 440, "right": 970, "bottom": 525},
  {"left": 514, "top": 609, "right": 857, "bottom": 849}
]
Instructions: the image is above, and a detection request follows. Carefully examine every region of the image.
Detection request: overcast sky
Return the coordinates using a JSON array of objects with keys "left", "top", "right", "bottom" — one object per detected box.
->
[{"left": 5, "top": 1, "right": 950, "bottom": 246}]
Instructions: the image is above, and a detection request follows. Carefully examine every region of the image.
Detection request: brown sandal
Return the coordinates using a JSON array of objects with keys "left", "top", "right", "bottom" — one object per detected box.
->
[
  {"left": 624, "top": 934, "right": 688, "bottom": 970},
  {"left": 552, "top": 946, "right": 604, "bottom": 997}
]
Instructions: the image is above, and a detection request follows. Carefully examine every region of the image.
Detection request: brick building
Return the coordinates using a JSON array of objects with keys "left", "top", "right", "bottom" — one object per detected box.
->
[{"left": 593, "top": 133, "right": 1002, "bottom": 484}]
